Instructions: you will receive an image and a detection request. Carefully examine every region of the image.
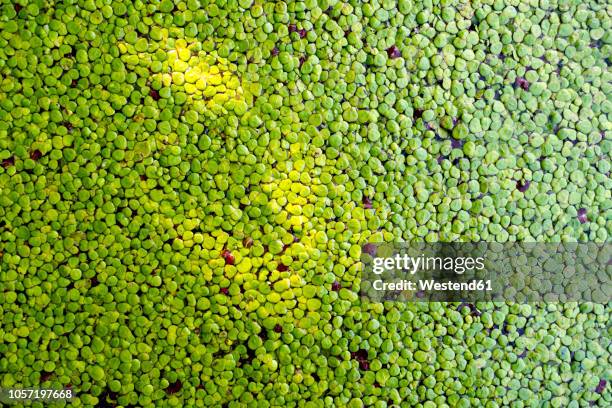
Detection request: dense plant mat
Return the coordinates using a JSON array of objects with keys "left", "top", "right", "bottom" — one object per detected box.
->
[{"left": 0, "top": 1, "right": 610, "bottom": 407}]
